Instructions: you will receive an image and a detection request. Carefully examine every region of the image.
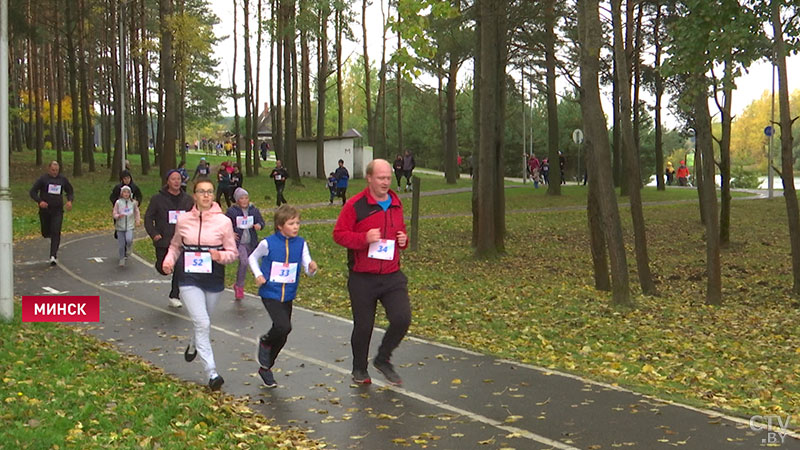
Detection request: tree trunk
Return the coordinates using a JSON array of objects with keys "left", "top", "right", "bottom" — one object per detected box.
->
[
  {"left": 695, "top": 140, "right": 706, "bottom": 225},
  {"left": 694, "top": 78, "right": 722, "bottom": 305},
  {"left": 47, "top": 44, "right": 56, "bottom": 152},
  {"left": 300, "top": 0, "right": 311, "bottom": 138},
  {"left": 631, "top": 2, "right": 642, "bottom": 185},
  {"left": 137, "top": 0, "right": 151, "bottom": 174},
  {"left": 544, "top": 0, "right": 560, "bottom": 195},
  {"left": 253, "top": 0, "right": 263, "bottom": 175},
  {"left": 159, "top": 0, "right": 178, "bottom": 178},
  {"left": 474, "top": 0, "right": 507, "bottom": 257},
  {"left": 445, "top": 53, "right": 458, "bottom": 184},
  {"left": 283, "top": 0, "right": 299, "bottom": 180},
  {"left": 336, "top": 6, "right": 344, "bottom": 136},
  {"left": 587, "top": 175, "right": 610, "bottom": 291},
  {"left": 612, "top": 0, "right": 656, "bottom": 296},
  {"left": 718, "top": 56, "right": 733, "bottom": 248},
  {"left": 317, "top": 3, "right": 330, "bottom": 179},
  {"left": 78, "top": 0, "right": 95, "bottom": 173},
  {"left": 232, "top": 0, "right": 242, "bottom": 170},
  {"left": 771, "top": 0, "right": 800, "bottom": 295},
  {"left": 362, "top": 0, "right": 374, "bottom": 147},
  {"left": 578, "top": 0, "right": 631, "bottom": 306},
  {"left": 65, "top": 4, "right": 82, "bottom": 176},
  {"left": 396, "top": 9, "right": 403, "bottom": 156},
  {"left": 243, "top": 0, "right": 253, "bottom": 175},
  {"left": 653, "top": 5, "right": 664, "bottom": 191},
  {"left": 471, "top": 7, "right": 481, "bottom": 248}
]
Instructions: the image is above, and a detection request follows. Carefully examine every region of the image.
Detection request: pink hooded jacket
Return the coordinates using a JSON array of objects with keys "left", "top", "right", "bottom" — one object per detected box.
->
[{"left": 163, "top": 202, "right": 238, "bottom": 275}]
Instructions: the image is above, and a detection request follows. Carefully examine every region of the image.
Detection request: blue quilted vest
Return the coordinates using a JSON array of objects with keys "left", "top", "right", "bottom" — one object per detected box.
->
[{"left": 258, "top": 232, "right": 305, "bottom": 302}]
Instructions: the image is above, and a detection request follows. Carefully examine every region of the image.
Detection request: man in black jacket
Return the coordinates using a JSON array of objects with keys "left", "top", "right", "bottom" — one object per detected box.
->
[
  {"left": 270, "top": 160, "right": 289, "bottom": 207},
  {"left": 144, "top": 170, "right": 194, "bottom": 308},
  {"left": 29, "top": 161, "right": 74, "bottom": 265},
  {"left": 109, "top": 170, "right": 143, "bottom": 206}
]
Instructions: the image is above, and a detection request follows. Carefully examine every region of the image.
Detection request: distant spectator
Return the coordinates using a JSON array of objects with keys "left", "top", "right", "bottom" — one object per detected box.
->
[
  {"left": 677, "top": 160, "right": 690, "bottom": 186},
  {"left": 402, "top": 150, "right": 416, "bottom": 191}
]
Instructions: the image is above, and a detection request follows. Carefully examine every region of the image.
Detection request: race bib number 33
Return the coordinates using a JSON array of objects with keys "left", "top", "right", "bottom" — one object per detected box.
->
[
  {"left": 368, "top": 239, "right": 395, "bottom": 260},
  {"left": 185, "top": 252, "right": 212, "bottom": 273},
  {"left": 269, "top": 262, "right": 298, "bottom": 283}
]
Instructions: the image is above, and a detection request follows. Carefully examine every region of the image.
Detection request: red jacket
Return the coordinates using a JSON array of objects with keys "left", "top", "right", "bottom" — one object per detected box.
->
[{"left": 333, "top": 188, "right": 408, "bottom": 274}]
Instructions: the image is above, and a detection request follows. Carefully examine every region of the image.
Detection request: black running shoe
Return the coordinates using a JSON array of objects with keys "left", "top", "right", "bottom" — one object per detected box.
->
[
  {"left": 258, "top": 367, "right": 277, "bottom": 388},
  {"left": 351, "top": 369, "right": 372, "bottom": 384},
  {"left": 256, "top": 335, "right": 272, "bottom": 368},
  {"left": 208, "top": 375, "right": 224, "bottom": 391},
  {"left": 373, "top": 357, "right": 402, "bottom": 386},
  {"left": 184, "top": 344, "right": 197, "bottom": 362}
]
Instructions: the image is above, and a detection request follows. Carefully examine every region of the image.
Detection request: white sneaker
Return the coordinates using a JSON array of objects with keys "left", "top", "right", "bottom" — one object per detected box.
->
[
  {"left": 49, "top": 256, "right": 57, "bottom": 266},
  {"left": 168, "top": 298, "right": 183, "bottom": 308},
  {"left": 118, "top": 259, "right": 125, "bottom": 267}
]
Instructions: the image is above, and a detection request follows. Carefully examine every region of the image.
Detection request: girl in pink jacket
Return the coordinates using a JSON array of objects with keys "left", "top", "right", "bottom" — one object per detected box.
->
[{"left": 162, "top": 178, "right": 238, "bottom": 391}]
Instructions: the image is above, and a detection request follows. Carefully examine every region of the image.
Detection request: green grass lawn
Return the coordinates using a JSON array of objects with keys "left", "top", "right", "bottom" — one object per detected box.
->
[
  {"left": 0, "top": 304, "right": 321, "bottom": 449},
  {"left": 9, "top": 149, "right": 800, "bottom": 436}
]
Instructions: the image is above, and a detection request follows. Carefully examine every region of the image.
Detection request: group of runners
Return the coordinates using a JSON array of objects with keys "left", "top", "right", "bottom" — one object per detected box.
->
[{"left": 30, "top": 158, "right": 413, "bottom": 392}]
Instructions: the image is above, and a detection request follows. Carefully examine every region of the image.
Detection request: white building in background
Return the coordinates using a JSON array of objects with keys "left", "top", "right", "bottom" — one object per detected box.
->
[{"left": 296, "top": 129, "right": 372, "bottom": 179}]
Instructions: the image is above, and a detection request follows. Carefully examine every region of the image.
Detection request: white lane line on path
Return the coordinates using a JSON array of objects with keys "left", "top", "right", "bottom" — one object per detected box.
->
[
  {"left": 60, "top": 236, "right": 579, "bottom": 450},
  {"left": 79, "top": 234, "right": 800, "bottom": 442}
]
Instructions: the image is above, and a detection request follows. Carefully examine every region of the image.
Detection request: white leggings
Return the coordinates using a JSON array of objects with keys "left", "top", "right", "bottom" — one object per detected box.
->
[{"left": 179, "top": 285, "right": 221, "bottom": 379}]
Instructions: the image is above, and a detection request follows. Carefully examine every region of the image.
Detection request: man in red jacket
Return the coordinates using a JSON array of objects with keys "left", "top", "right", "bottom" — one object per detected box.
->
[{"left": 333, "top": 159, "right": 411, "bottom": 386}]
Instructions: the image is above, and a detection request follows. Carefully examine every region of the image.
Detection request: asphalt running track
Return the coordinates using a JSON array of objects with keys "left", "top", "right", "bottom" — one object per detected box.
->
[{"left": 14, "top": 232, "right": 799, "bottom": 449}]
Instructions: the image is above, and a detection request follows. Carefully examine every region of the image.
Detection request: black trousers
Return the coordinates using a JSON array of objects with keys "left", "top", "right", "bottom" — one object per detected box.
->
[
  {"left": 39, "top": 208, "right": 63, "bottom": 258},
  {"left": 275, "top": 182, "right": 287, "bottom": 206},
  {"left": 155, "top": 246, "right": 181, "bottom": 299},
  {"left": 347, "top": 271, "right": 411, "bottom": 371},
  {"left": 261, "top": 299, "right": 293, "bottom": 368},
  {"left": 336, "top": 187, "right": 347, "bottom": 205}
]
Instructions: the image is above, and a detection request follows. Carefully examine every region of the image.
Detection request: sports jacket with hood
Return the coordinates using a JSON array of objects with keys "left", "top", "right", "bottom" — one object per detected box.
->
[
  {"left": 144, "top": 186, "right": 194, "bottom": 248},
  {"left": 163, "top": 203, "right": 238, "bottom": 292},
  {"left": 333, "top": 187, "right": 407, "bottom": 274}
]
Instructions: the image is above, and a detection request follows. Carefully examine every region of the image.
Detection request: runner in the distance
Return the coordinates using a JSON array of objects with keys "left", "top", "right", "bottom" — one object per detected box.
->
[{"left": 29, "top": 161, "right": 74, "bottom": 265}]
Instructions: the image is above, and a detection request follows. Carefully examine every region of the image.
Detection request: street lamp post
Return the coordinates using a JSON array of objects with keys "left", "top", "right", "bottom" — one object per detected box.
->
[
  {"left": 0, "top": 0, "right": 13, "bottom": 322},
  {"left": 119, "top": 1, "right": 128, "bottom": 174}
]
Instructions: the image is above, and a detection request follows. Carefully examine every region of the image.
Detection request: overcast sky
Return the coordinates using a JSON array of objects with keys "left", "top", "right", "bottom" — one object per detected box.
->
[{"left": 206, "top": 0, "right": 800, "bottom": 131}]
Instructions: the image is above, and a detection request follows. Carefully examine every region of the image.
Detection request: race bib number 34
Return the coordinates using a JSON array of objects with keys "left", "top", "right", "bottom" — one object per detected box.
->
[
  {"left": 185, "top": 252, "right": 212, "bottom": 273},
  {"left": 269, "top": 262, "right": 298, "bottom": 283},
  {"left": 368, "top": 239, "right": 395, "bottom": 260}
]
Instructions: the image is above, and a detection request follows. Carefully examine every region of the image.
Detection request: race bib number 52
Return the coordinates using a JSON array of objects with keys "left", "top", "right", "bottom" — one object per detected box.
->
[{"left": 184, "top": 252, "right": 212, "bottom": 273}]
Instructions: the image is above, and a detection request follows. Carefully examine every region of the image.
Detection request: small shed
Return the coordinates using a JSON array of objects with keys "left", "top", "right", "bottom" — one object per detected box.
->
[{"left": 296, "top": 129, "right": 373, "bottom": 179}]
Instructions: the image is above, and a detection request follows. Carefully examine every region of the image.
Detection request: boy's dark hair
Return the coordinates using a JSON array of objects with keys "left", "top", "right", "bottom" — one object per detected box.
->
[
  {"left": 192, "top": 177, "right": 214, "bottom": 193},
  {"left": 329, "top": 172, "right": 335, "bottom": 176},
  {"left": 338, "top": 159, "right": 344, "bottom": 164},
  {"left": 274, "top": 204, "right": 300, "bottom": 230}
]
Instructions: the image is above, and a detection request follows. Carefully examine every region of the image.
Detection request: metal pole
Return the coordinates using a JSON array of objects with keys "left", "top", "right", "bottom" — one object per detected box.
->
[
  {"left": 769, "top": 55, "right": 775, "bottom": 199},
  {"left": 119, "top": 2, "right": 127, "bottom": 173},
  {"left": 0, "top": 0, "right": 14, "bottom": 322}
]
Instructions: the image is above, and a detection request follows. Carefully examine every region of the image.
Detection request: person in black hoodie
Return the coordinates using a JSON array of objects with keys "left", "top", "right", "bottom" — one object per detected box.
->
[
  {"left": 109, "top": 170, "right": 143, "bottom": 206},
  {"left": 144, "top": 169, "right": 194, "bottom": 308},
  {"left": 29, "top": 161, "right": 74, "bottom": 265}
]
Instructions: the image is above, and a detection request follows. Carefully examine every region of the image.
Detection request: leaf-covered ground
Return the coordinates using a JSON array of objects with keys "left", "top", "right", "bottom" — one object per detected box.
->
[
  {"left": 12, "top": 149, "right": 800, "bottom": 436},
  {"left": 0, "top": 304, "right": 324, "bottom": 449}
]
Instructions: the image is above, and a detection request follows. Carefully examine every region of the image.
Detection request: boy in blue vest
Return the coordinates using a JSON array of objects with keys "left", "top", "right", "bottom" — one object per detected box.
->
[{"left": 247, "top": 204, "right": 318, "bottom": 388}]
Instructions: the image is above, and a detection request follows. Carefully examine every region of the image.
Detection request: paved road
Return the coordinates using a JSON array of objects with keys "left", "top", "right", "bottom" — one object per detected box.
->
[{"left": 14, "top": 231, "right": 799, "bottom": 450}]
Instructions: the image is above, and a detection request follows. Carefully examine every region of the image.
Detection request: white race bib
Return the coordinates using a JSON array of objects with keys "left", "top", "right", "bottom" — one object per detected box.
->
[
  {"left": 184, "top": 252, "right": 212, "bottom": 273},
  {"left": 274, "top": 174, "right": 283, "bottom": 181},
  {"left": 47, "top": 184, "right": 62, "bottom": 195},
  {"left": 122, "top": 207, "right": 133, "bottom": 216},
  {"left": 368, "top": 239, "right": 396, "bottom": 261},
  {"left": 236, "top": 216, "right": 254, "bottom": 229},
  {"left": 168, "top": 210, "right": 184, "bottom": 224},
  {"left": 269, "top": 262, "right": 298, "bottom": 283}
]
